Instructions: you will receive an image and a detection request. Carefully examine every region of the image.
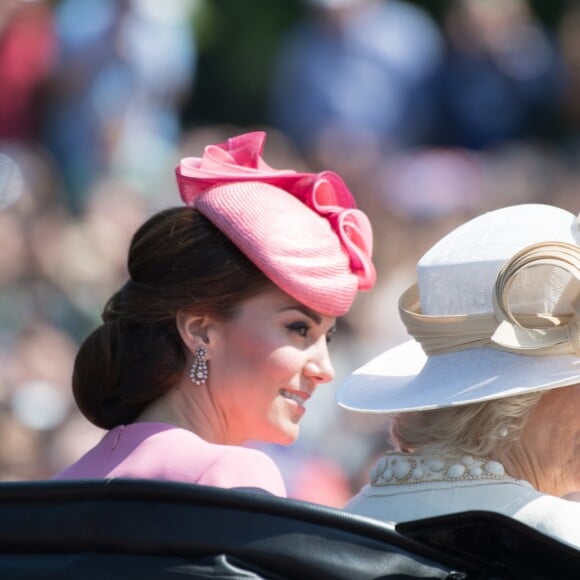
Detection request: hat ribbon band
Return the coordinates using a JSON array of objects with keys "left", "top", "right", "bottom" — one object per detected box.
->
[
  {"left": 399, "top": 242, "right": 580, "bottom": 356},
  {"left": 492, "top": 241, "right": 580, "bottom": 355}
]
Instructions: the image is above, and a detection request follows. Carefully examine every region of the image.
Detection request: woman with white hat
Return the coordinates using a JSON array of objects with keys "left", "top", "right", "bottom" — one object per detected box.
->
[
  {"left": 337, "top": 203, "right": 580, "bottom": 548},
  {"left": 53, "top": 131, "right": 375, "bottom": 495}
]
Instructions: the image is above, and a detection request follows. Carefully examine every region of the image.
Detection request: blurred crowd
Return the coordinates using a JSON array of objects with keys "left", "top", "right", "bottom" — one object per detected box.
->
[{"left": 0, "top": 0, "right": 578, "bottom": 507}]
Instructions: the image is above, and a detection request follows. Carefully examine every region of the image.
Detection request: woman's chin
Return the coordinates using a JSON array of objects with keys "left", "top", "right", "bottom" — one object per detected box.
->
[{"left": 272, "top": 426, "right": 299, "bottom": 446}]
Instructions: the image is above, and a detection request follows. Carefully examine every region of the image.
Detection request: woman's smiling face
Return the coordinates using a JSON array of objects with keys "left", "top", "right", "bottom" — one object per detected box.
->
[{"left": 206, "top": 287, "right": 336, "bottom": 446}]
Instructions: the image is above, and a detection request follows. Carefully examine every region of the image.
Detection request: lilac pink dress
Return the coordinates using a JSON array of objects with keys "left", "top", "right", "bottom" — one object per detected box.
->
[{"left": 52, "top": 422, "right": 286, "bottom": 496}]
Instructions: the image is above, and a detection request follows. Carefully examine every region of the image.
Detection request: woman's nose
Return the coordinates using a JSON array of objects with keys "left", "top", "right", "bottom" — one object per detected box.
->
[{"left": 303, "top": 340, "right": 335, "bottom": 384}]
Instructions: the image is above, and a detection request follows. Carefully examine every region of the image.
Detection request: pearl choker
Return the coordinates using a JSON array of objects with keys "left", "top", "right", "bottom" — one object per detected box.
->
[{"left": 370, "top": 453, "right": 516, "bottom": 487}]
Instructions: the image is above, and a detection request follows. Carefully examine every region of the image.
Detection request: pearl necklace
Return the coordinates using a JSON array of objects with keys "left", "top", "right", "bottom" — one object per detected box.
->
[{"left": 370, "top": 453, "right": 516, "bottom": 487}]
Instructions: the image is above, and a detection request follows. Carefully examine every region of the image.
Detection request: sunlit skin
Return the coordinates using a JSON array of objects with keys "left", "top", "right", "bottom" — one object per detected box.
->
[
  {"left": 136, "top": 287, "right": 336, "bottom": 446},
  {"left": 494, "top": 384, "right": 580, "bottom": 497}
]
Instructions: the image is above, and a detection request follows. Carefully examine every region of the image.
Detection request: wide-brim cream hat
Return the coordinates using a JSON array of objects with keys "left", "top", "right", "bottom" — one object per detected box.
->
[{"left": 337, "top": 204, "right": 580, "bottom": 413}]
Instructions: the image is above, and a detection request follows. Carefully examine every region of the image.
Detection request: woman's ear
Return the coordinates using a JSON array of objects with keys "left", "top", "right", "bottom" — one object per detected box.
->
[{"left": 175, "top": 310, "right": 213, "bottom": 355}]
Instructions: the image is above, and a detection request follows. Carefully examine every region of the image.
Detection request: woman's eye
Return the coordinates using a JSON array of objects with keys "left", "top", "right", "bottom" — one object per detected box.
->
[
  {"left": 326, "top": 328, "right": 336, "bottom": 344},
  {"left": 287, "top": 322, "right": 309, "bottom": 337}
]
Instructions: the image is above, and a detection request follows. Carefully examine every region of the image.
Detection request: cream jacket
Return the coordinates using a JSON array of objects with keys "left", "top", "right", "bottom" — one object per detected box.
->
[{"left": 345, "top": 453, "right": 580, "bottom": 550}]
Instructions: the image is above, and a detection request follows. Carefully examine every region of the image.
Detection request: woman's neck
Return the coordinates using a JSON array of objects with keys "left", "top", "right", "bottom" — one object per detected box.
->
[
  {"left": 134, "top": 385, "right": 234, "bottom": 445},
  {"left": 492, "top": 445, "right": 570, "bottom": 497}
]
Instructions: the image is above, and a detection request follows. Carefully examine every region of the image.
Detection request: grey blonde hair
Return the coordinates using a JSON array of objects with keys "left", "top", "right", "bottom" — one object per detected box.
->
[{"left": 389, "top": 391, "right": 544, "bottom": 458}]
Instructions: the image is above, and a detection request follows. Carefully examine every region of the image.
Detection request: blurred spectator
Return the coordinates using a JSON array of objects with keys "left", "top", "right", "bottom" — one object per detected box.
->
[
  {"left": 42, "top": 0, "right": 198, "bottom": 211},
  {"left": 0, "top": 0, "right": 56, "bottom": 142},
  {"left": 268, "top": 0, "right": 444, "bottom": 165},
  {"left": 555, "top": 1, "right": 580, "bottom": 154},
  {"left": 437, "top": 0, "right": 565, "bottom": 149},
  {"left": 374, "top": 147, "right": 485, "bottom": 221},
  {"left": 0, "top": 151, "right": 24, "bottom": 211},
  {"left": 282, "top": 453, "right": 353, "bottom": 508},
  {"left": 0, "top": 320, "right": 74, "bottom": 479}
]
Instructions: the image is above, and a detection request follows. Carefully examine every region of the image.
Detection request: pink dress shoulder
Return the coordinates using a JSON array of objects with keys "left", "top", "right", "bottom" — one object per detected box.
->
[{"left": 52, "top": 422, "right": 286, "bottom": 497}]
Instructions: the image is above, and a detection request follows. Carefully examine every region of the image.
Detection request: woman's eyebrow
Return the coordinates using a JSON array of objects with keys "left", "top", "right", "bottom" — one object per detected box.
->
[{"left": 280, "top": 305, "right": 322, "bottom": 325}]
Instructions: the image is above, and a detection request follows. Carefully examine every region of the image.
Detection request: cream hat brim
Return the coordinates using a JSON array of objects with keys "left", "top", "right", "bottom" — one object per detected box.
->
[{"left": 337, "top": 339, "right": 580, "bottom": 413}]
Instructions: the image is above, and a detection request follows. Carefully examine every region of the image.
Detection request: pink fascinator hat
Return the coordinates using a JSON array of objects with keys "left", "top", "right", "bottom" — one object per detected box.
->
[{"left": 175, "top": 131, "right": 376, "bottom": 316}]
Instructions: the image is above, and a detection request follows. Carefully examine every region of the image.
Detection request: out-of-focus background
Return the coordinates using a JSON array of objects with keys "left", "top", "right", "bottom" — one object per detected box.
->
[{"left": 0, "top": 0, "right": 577, "bottom": 507}]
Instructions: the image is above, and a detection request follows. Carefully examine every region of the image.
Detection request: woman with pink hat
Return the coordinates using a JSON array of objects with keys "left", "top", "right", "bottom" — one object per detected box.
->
[
  {"left": 337, "top": 203, "right": 580, "bottom": 548},
  {"left": 53, "top": 131, "right": 376, "bottom": 495}
]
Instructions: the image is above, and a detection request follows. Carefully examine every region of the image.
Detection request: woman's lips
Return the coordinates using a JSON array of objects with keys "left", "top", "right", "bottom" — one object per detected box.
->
[{"left": 279, "top": 388, "right": 310, "bottom": 407}]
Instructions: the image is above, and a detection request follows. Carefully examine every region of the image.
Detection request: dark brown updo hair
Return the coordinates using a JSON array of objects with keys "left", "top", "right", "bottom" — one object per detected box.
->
[{"left": 72, "top": 207, "right": 271, "bottom": 429}]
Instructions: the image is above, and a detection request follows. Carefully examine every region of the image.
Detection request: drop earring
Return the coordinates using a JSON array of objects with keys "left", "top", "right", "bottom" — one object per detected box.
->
[{"left": 189, "top": 346, "right": 208, "bottom": 386}]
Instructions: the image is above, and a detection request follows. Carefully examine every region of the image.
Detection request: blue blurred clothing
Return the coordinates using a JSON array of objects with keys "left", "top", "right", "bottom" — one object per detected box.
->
[
  {"left": 269, "top": 0, "right": 444, "bottom": 152},
  {"left": 437, "top": 21, "right": 565, "bottom": 149},
  {"left": 42, "top": 0, "right": 197, "bottom": 208}
]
